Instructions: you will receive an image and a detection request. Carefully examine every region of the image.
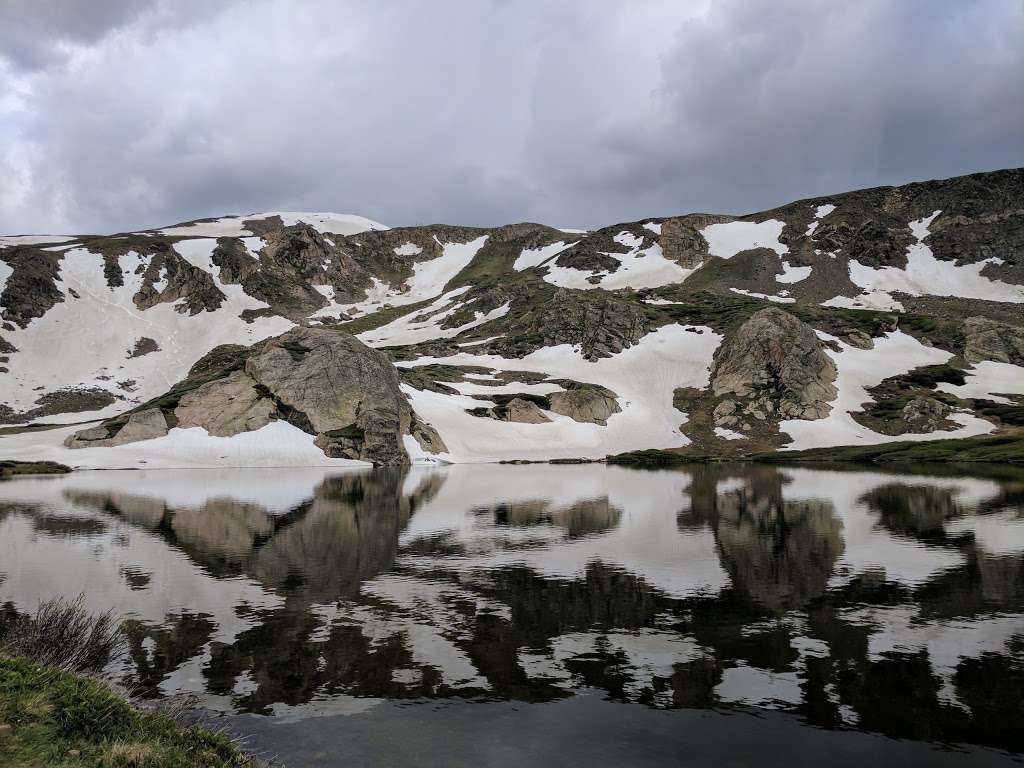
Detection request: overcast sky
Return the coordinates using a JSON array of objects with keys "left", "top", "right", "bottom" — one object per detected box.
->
[{"left": 1, "top": 0, "right": 1021, "bottom": 234}]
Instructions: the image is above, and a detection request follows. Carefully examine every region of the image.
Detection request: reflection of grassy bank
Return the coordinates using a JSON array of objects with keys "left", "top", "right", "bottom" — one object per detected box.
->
[
  {"left": 0, "top": 599, "right": 262, "bottom": 767},
  {"left": 608, "top": 432, "right": 1024, "bottom": 467}
]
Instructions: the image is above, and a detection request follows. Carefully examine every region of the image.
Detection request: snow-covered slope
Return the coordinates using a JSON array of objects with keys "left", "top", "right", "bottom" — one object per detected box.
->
[{"left": 2, "top": 168, "right": 1023, "bottom": 466}]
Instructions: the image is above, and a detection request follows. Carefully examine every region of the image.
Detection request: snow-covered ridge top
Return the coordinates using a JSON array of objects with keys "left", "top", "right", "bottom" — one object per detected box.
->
[
  {"left": 0, "top": 235, "right": 76, "bottom": 248},
  {"left": 158, "top": 212, "right": 389, "bottom": 237}
]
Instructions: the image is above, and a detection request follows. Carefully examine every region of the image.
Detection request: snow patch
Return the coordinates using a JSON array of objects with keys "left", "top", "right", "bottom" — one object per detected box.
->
[
  {"left": 730, "top": 288, "right": 795, "bottom": 304},
  {"left": 780, "top": 332, "right": 995, "bottom": 450},
  {"left": 160, "top": 212, "right": 387, "bottom": 238},
  {"left": 402, "top": 235, "right": 488, "bottom": 302},
  {"left": 0, "top": 420, "right": 366, "bottom": 469},
  {"left": 512, "top": 241, "right": 573, "bottom": 271},
  {"left": 700, "top": 220, "right": 787, "bottom": 259},
  {"left": 544, "top": 242, "right": 695, "bottom": 291},
  {"left": 776, "top": 261, "right": 812, "bottom": 284},
  {"left": 936, "top": 361, "right": 1024, "bottom": 404},
  {"left": 397, "top": 323, "right": 721, "bottom": 462},
  {"left": 845, "top": 211, "right": 1024, "bottom": 305},
  {"left": 0, "top": 258, "right": 12, "bottom": 295},
  {"left": 394, "top": 242, "right": 423, "bottom": 256},
  {"left": 0, "top": 235, "right": 75, "bottom": 248},
  {"left": 0, "top": 247, "right": 292, "bottom": 419}
]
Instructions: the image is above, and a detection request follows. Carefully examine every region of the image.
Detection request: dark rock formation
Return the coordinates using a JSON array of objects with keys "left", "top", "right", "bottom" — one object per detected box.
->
[
  {"left": 133, "top": 247, "right": 225, "bottom": 314},
  {"left": 493, "top": 285, "right": 648, "bottom": 361},
  {"left": 710, "top": 308, "right": 837, "bottom": 427},
  {"left": 127, "top": 337, "right": 160, "bottom": 358},
  {"left": 0, "top": 247, "right": 65, "bottom": 328}
]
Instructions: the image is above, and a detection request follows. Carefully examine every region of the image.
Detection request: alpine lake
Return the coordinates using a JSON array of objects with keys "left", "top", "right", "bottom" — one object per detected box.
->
[{"left": 1, "top": 461, "right": 1022, "bottom": 767}]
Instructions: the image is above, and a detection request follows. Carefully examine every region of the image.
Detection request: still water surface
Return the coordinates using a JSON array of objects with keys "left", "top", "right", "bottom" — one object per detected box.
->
[{"left": 1, "top": 463, "right": 1022, "bottom": 766}]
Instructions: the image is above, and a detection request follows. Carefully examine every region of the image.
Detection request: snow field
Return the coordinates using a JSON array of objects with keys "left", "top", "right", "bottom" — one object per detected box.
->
[
  {"left": 0, "top": 245, "right": 293, "bottom": 418},
  {"left": 779, "top": 331, "right": 995, "bottom": 450},
  {"left": 396, "top": 323, "right": 722, "bottom": 462}
]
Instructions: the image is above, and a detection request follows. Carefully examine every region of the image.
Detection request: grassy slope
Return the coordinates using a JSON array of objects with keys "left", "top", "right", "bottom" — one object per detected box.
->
[{"left": 0, "top": 656, "right": 257, "bottom": 768}]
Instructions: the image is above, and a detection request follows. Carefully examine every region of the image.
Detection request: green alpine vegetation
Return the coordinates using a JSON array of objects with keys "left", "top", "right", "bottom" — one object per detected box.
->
[{"left": 0, "top": 598, "right": 262, "bottom": 768}]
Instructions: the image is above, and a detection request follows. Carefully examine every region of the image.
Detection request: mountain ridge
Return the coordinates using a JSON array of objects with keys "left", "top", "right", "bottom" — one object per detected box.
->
[{"left": 1, "top": 168, "right": 1022, "bottom": 467}]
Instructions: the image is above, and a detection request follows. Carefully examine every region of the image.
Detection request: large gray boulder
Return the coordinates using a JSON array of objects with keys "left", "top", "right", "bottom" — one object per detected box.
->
[
  {"left": 243, "top": 327, "right": 412, "bottom": 464},
  {"left": 503, "top": 398, "right": 550, "bottom": 424},
  {"left": 64, "top": 408, "right": 168, "bottom": 448},
  {"left": 548, "top": 385, "right": 620, "bottom": 425},
  {"left": 711, "top": 308, "right": 837, "bottom": 424},
  {"left": 65, "top": 327, "right": 437, "bottom": 465},
  {"left": 174, "top": 369, "right": 274, "bottom": 437},
  {"left": 962, "top": 316, "right": 1024, "bottom": 365}
]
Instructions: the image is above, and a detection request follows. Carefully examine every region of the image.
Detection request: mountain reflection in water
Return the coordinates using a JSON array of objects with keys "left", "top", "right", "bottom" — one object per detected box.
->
[{"left": 1, "top": 463, "right": 1022, "bottom": 758}]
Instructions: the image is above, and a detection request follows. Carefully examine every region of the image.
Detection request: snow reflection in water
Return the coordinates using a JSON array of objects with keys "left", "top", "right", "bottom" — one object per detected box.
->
[{"left": 0, "top": 463, "right": 1022, "bottom": 754}]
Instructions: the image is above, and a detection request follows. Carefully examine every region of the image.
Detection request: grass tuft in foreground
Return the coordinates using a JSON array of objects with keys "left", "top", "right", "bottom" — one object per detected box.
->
[
  {"left": 0, "top": 597, "right": 121, "bottom": 675},
  {"left": 0, "top": 599, "right": 264, "bottom": 767}
]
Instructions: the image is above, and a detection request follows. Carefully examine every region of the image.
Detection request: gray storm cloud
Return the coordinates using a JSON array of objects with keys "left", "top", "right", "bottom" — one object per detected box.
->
[{"left": 0, "top": 0, "right": 1021, "bottom": 234}]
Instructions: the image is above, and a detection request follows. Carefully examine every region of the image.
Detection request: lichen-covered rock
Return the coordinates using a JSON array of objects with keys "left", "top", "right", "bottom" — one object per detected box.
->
[
  {"left": 900, "top": 396, "right": 950, "bottom": 432},
  {"left": 536, "top": 288, "right": 648, "bottom": 360},
  {"left": 503, "top": 397, "right": 550, "bottom": 424},
  {"left": 174, "top": 369, "right": 274, "bottom": 437},
  {"left": 962, "top": 316, "right": 1024, "bottom": 365},
  {"left": 549, "top": 385, "right": 620, "bottom": 425},
  {"left": 844, "top": 330, "right": 875, "bottom": 350},
  {"left": 410, "top": 416, "right": 448, "bottom": 454},
  {"left": 711, "top": 308, "right": 837, "bottom": 421}
]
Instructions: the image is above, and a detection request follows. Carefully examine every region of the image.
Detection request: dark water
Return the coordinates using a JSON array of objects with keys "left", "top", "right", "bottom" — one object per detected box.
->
[{"left": 1, "top": 463, "right": 1022, "bottom": 766}]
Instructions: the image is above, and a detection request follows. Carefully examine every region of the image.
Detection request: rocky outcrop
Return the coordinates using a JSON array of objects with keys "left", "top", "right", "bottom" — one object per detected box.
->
[
  {"left": 243, "top": 327, "right": 412, "bottom": 463},
  {"left": 548, "top": 384, "right": 620, "bottom": 425},
  {"left": 504, "top": 397, "right": 550, "bottom": 423},
  {"left": 710, "top": 308, "right": 837, "bottom": 428},
  {"left": 962, "top": 316, "right": 1024, "bottom": 365},
  {"left": 174, "top": 369, "right": 275, "bottom": 437},
  {"left": 65, "top": 408, "right": 168, "bottom": 448},
  {"left": 503, "top": 286, "right": 648, "bottom": 361},
  {"left": 65, "top": 327, "right": 434, "bottom": 464},
  {"left": 900, "top": 396, "right": 951, "bottom": 433},
  {"left": 127, "top": 337, "right": 160, "bottom": 358},
  {"left": 0, "top": 248, "right": 65, "bottom": 328},
  {"left": 134, "top": 248, "right": 226, "bottom": 314},
  {"left": 659, "top": 214, "right": 728, "bottom": 268}
]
